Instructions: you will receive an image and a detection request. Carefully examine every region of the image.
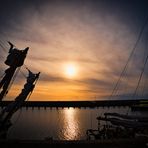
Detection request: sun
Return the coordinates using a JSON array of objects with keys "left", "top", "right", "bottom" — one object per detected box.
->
[{"left": 65, "top": 63, "right": 77, "bottom": 78}]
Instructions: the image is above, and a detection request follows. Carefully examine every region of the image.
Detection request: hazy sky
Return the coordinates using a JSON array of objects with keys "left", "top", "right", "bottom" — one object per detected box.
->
[{"left": 0, "top": 0, "right": 148, "bottom": 101}]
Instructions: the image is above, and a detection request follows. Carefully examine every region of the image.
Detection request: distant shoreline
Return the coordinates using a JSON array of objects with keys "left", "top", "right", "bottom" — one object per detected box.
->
[{"left": 0, "top": 99, "right": 144, "bottom": 108}]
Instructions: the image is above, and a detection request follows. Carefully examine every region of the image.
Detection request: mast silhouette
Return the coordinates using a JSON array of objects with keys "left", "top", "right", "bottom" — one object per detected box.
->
[
  {"left": 0, "top": 42, "right": 29, "bottom": 101},
  {"left": 0, "top": 69, "right": 40, "bottom": 138}
]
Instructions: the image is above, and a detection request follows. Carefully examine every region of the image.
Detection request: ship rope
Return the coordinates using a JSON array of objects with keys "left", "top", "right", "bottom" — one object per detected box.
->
[
  {"left": 7, "top": 109, "right": 23, "bottom": 137},
  {"left": 26, "top": 76, "right": 39, "bottom": 101},
  {"left": 133, "top": 52, "right": 148, "bottom": 99},
  {"left": 140, "top": 37, "right": 148, "bottom": 98},
  {"left": 0, "top": 40, "right": 27, "bottom": 79},
  {"left": 108, "top": 15, "right": 148, "bottom": 100},
  {"left": 141, "top": 71, "right": 148, "bottom": 98},
  {"left": 0, "top": 41, "right": 7, "bottom": 53},
  {"left": 0, "top": 39, "right": 40, "bottom": 102},
  {"left": 0, "top": 40, "right": 7, "bottom": 64},
  {"left": 0, "top": 73, "right": 5, "bottom": 79},
  {"left": 3, "top": 67, "right": 21, "bottom": 99},
  {"left": 4, "top": 72, "right": 40, "bottom": 134}
]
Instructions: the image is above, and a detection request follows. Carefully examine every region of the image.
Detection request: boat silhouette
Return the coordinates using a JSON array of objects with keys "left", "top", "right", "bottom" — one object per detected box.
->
[{"left": 86, "top": 16, "right": 148, "bottom": 141}]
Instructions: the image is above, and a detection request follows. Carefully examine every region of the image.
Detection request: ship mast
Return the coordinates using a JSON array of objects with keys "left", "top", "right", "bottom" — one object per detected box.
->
[
  {"left": 0, "top": 69, "right": 40, "bottom": 138},
  {"left": 0, "top": 42, "right": 29, "bottom": 101}
]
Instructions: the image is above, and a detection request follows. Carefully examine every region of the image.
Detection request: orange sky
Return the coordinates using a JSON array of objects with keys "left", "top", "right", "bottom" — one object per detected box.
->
[{"left": 0, "top": 0, "right": 148, "bottom": 101}]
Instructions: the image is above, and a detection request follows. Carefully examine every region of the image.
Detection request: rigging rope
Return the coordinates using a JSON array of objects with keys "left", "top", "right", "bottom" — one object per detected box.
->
[
  {"left": 0, "top": 72, "right": 5, "bottom": 79},
  {"left": 4, "top": 72, "right": 40, "bottom": 134},
  {"left": 7, "top": 109, "right": 23, "bottom": 138},
  {"left": 26, "top": 77, "right": 39, "bottom": 101},
  {"left": 141, "top": 74, "right": 148, "bottom": 98},
  {"left": 0, "top": 41, "right": 7, "bottom": 60},
  {"left": 0, "top": 42, "right": 7, "bottom": 53},
  {"left": 133, "top": 53, "right": 148, "bottom": 99},
  {"left": 19, "top": 69, "right": 26, "bottom": 78},
  {"left": 3, "top": 67, "right": 21, "bottom": 99},
  {"left": 0, "top": 40, "right": 27, "bottom": 79},
  {"left": 141, "top": 38, "right": 148, "bottom": 98},
  {"left": 108, "top": 15, "right": 148, "bottom": 100}
]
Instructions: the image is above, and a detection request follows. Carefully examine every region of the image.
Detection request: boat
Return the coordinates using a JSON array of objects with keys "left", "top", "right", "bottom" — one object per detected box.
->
[
  {"left": 87, "top": 113, "right": 148, "bottom": 140},
  {"left": 0, "top": 42, "right": 40, "bottom": 139},
  {"left": 86, "top": 16, "right": 148, "bottom": 141},
  {"left": 103, "top": 113, "right": 148, "bottom": 122},
  {"left": 131, "top": 100, "right": 148, "bottom": 111}
]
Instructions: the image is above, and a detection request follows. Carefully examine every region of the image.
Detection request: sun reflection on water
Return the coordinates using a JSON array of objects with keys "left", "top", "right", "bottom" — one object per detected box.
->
[{"left": 61, "top": 108, "right": 79, "bottom": 140}]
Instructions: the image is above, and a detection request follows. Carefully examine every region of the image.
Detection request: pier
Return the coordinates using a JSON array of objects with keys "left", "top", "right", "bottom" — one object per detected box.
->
[{"left": 0, "top": 99, "right": 143, "bottom": 108}]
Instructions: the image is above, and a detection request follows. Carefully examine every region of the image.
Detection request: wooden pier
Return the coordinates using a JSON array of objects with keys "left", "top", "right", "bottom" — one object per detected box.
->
[{"left": 0, "top": 99, "right": 143, "bottom": 108}]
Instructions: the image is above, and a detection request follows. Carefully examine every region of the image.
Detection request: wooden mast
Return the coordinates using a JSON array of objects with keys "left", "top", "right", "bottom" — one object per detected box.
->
[
  {"left": 0, "top": 70, "right": 40, "bottom": 138},
  {"left": 0, "top": 42, "right": 29, "bottom": 101}
]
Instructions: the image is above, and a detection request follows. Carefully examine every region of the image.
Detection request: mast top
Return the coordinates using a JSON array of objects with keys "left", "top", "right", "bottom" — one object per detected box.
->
[{"left": 5, "top": 42, "right": 29, "bottom": 67}]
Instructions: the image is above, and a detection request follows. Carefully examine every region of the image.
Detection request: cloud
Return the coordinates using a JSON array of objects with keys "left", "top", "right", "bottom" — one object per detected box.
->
[{"left": 0, "top": 0, "right": 148, "bottom": 100}]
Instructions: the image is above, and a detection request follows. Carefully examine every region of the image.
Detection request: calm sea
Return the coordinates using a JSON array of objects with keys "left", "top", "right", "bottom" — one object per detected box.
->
[{"left": 5, "top": 106, "right": 147, "bottom": 140}]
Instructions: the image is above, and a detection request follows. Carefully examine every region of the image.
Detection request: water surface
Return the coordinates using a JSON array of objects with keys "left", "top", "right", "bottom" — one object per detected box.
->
[{"left": 6, "top": 106, "right": 147, "bottom": 140}]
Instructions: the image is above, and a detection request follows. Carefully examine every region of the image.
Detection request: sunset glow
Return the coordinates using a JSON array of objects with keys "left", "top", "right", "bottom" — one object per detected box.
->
[
  {"left": 0, "top": 0, "right": 147, "bottom": 101},
  {"left": 64, "top": 64, "right": 77, "bottom": 78}
]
